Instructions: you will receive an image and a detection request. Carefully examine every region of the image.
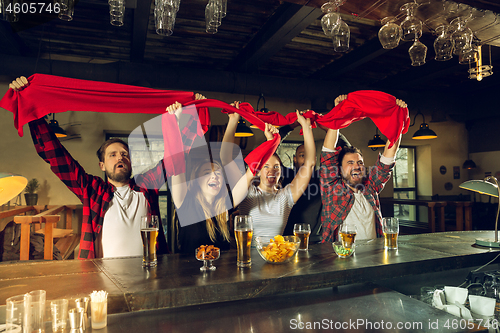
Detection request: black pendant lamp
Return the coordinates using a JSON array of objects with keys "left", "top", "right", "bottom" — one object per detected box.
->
[
  {"left": 48, "top": 114, "right": 67, "bottom": 138},
  {"left": 235, "top": 119, "right": 253, "bottom": 137},
  {"left": 367, "top": 128, "right": 386, "bottom": 151},
  {"left": 251, "top": 93, "right": 269, "bottom": 129},
  {"left": 411, "top": 111, "right": 437, "bottom": 140}
]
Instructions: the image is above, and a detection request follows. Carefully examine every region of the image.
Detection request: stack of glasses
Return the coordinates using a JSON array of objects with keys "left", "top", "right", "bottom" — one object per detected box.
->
[
  {"left": 205, "top": 0, "right": 227, "bottom": 34},
  {"left": 155, "top": 0, "right": 180, "bottom": 36},
  {"left": 109, "top": 0, "right": 125, "bottom": 27}
]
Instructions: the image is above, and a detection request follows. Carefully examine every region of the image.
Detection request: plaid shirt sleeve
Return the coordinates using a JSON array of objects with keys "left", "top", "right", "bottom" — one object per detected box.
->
[{"left": 28, "top": 118, "right": 91, "bottom": 201}]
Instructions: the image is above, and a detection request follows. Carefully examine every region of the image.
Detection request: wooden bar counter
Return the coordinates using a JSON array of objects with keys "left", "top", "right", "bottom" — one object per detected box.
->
[{"left": 1, "top": 231, "right": 498, "bottom": 314}]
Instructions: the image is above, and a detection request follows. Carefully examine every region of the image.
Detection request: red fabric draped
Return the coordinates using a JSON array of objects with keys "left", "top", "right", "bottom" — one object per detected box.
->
[{"left": 0, "top": 74, "right": 409, "bottom": 175}]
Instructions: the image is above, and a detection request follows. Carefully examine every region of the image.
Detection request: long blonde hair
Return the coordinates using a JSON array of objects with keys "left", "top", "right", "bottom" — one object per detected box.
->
[{"left": 187, "top": 160, "right": 230, "bottom": 242}]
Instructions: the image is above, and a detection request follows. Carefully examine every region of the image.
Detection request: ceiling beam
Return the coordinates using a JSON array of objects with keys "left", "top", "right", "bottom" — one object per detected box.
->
[
  {"left": 0, "top": 21, "right": 26, "bottom": 56},
  {"left": 311, "top": 37, "right": 391, "bottom": 80},
  {"left": 130, "top": 0, "right": 152, "bottom": 62},
  {"left": 227, "top": 2, "right": 322, "bottom": 72}
]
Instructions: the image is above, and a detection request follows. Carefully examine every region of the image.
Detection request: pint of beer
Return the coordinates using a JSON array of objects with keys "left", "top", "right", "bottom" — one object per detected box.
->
[
  {"left": 141, "top": 215, "right": 159, "bottom": 267},
  {"left": 293, "top": 223, "right": 311, "bottom": 251},
  {"left": 382, "top": 217, "right": 399, "bottom": 250},
  {"left": 234, "top": 215, "right": 253, "bottom": 267}
]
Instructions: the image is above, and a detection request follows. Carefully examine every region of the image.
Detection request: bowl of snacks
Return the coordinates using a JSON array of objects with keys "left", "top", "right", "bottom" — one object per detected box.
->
[
  {"left": 195, "top": 245, "right": 220, "bottom": 271},
  {"left": 255, "top": 235, "right": 300, "bottom": 264},
  {"left": 332, "top": 241, "right": 354, "bottom": 258}
]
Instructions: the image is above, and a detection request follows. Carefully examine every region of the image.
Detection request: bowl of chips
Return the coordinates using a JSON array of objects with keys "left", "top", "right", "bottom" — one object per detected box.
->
[
  {"left": 255, "top": 235, "right": 300, "bottom": 264},
  {"left": 196, "top": 245, "right": 220, "bottom": 271}
]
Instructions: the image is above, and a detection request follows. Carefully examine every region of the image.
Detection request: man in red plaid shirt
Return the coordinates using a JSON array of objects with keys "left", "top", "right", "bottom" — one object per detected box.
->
[
  {"left": 319, "top": 94, "right": 407, "bottom": 243},
  {"left": 9, "top": 77, "right": 204, "bottom": 259}
]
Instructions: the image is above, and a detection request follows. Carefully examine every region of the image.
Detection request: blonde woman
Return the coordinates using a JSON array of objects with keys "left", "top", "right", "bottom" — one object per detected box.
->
[{"left": 167, "top": 100, "right": 232, "bottom": 254}]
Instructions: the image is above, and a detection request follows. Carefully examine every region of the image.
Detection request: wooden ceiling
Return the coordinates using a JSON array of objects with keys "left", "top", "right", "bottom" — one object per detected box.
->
[{"left": 1, "top": 0, "right": 500, "bottom": 112}]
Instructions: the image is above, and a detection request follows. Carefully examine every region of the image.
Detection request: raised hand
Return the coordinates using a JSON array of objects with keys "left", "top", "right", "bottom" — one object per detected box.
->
[
  {"left": 195, "top": 93, "right": 206, "bottom": 100},
  {"left": 264, "top": 123, "right": 278, "bottom": 141},
  {"left": 166, "top": 101, "right": 183, "bottom": 124},
  {"left": 9, "top": 76, "right": 29, "bottom": 91},
  {"left": 334, "top": 94, "right": 348, "bottom": 106},
  {"left": 296, "top": 110, "right": 311, "bottom": 129},
  {"left": 396, "top": 99, "right": 407, "bottom": 108}
]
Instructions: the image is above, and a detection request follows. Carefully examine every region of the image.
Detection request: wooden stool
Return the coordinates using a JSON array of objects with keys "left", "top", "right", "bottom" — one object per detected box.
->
[{"left": 13, "top": 215, "right": 60, "bottom": 260}]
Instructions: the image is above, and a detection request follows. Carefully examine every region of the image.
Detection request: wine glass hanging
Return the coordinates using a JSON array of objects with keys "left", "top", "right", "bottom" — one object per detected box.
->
[{"left": 321, "top": 0, "right": 346, "bottom": 38}]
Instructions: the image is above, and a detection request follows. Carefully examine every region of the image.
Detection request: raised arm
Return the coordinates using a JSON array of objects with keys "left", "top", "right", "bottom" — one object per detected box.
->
[
  {"left": 382, "top": 98, "right": 407, "bottom": 159},
  {"left": 322, "top": 94, "right": 347, "bottom": 150},
  {"left": 220, "top": 102, "right": 247, "bottom": 188},
  {"left": 166, "top": 101, "right": 188, "bottom": 208},
  {"left": 231, "top": 122, "right": 278, "bottom": 206},
  {"left": 289, "top": 111, "right": 316, "bottom": 203}
]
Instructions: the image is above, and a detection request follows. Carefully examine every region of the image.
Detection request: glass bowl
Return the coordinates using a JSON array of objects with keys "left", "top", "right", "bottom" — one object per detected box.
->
[
  {"left": 332, "top": 241, "right": 354, "bottom": 258},
  {"left": 195, "top": 246, "right": 220, "bottom": 271},
  {"left": 255, "top": 235, "right": 300, "bottom": 264}
]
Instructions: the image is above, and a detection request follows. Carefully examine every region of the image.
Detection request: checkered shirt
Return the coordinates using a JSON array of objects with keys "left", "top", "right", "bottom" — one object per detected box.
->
[
  {"left": 319, "top": 147, "right": 395, "bottom": 242},
  {"left": 29, "top": 118, "right": 167, "bottom": 259}
]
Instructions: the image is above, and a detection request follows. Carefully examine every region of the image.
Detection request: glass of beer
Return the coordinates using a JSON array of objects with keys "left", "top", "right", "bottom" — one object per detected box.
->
[
  {"left": 339, "top": 223, "right": 357, "bottom": 250},
  {"left": 141, "top": 215, "right": 159, "bottom": 267},
  {"left": 234, "top": 215, "right": 253, "bottom": 267},
  {"left": 293, "top": 223, "right": 311, "bottom": 251},
  {"left": 382, "top": 217, "right": 399, "bottom": 250}
]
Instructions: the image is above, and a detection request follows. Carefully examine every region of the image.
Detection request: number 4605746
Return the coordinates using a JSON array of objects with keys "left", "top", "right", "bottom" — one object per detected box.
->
[{"left": 5, "top": 2, "right": 61, "bottom": 14}]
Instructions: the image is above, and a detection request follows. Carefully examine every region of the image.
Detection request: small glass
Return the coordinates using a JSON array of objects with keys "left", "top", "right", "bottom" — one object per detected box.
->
[
  {"left": 28, "top": 290, "right": 46, "bottom": 333},
  {"left": 339, "top": 223, "right": 357, "bottom": 250},
  {"left": 293, "top": 223, "right": 311, "bottom": 251},
  {"left": 90, "top": 291, "right": 108, "bottom": 330},
  {"left": 141, "top": 215, "right": 159, "bottom": 267},
  {"left": 6, "top": 293, "right": 32, "bottom": 333},
  {"left": 51, "top": 299, "right": 69, "bottom": 333}
]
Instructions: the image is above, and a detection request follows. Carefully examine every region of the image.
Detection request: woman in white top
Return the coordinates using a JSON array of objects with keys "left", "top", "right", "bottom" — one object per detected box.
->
[{"left": 223, "top": 102, "right": 316, "bottom": 238}]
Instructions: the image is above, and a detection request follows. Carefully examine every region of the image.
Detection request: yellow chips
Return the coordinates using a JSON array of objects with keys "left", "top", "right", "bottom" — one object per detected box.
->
[{"left": 261, "top": 235, "right": 298, "bottom": 262}]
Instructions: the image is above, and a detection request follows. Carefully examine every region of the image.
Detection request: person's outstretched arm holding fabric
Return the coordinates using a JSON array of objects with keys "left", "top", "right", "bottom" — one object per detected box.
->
[
  {"left": 235, "top": 110, "right": 316, "bottom": 238},
  {"left": 320, "top": 94, "right": 407, "bottom": 243}
]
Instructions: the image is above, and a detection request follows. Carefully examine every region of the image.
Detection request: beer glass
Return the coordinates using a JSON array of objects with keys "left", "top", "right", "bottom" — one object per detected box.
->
[
  {"left": 141, "top": 215, "right": 159, "bottom": 267},
  {"left": 338, "top": 223, "right": 357, "bottom": 250},
  {"left": 293, "top": 223, "right": 311, "bottom": 251},
  {"left": 234, "top": 215, "right": 253, "bottom": 267},
  {"left": 382, "top": 217, "right": 399, "bottom": 250}
]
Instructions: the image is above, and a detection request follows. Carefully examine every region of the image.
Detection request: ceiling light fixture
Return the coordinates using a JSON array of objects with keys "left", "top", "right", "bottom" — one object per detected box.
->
[
  {"left": 251, "top": 93, "right": 269, "bottom": 129},
  {"left": 468, "top": 45, "right": 493, "bottom": 81},
  {"left": 367, "top": 129, "right": 386, "bottom": 150},
  {"left": 235, "top": 119, "right": 253, "bottom": 137},
  {"left": 410, "top": 111, "right": 437, "bottom": 140},
  {"left": 48, "top": 114, "right": 67, "bottom": 138}
]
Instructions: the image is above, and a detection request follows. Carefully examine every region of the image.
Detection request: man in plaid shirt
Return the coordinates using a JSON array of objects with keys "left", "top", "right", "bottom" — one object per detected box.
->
[
  {"left": 9, "top": 77, "right": 204, "bottom": 259},
  {"left": 320, "top": 95, "right": 407, "bottom": 243}
]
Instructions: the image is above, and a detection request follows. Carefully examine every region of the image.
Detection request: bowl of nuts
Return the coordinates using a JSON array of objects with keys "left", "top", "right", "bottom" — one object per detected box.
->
[
  {"left": 195, "top": 245, "right": 220, "bottom": 271},
  {"left": 255, "top": 235, "right": 300, "bottom": 264},
  {"left": 332, "top": 241, "right": 354, "bottom": 258}
]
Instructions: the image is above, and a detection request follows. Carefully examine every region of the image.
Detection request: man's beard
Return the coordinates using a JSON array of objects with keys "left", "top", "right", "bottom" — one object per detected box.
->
[
  {"left": 342, "top": 172, "right": 365, "bottom": 187},
  {"left": 106, "top": 167, "right": 132, "bottom": 183}
]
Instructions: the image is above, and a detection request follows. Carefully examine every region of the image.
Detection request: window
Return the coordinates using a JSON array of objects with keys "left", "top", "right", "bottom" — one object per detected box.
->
[{"left": 393, "top": 147, "right": 417, "bottom": 221}]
